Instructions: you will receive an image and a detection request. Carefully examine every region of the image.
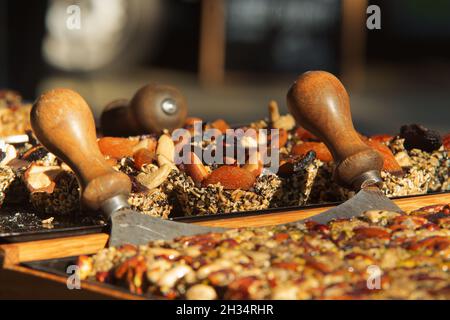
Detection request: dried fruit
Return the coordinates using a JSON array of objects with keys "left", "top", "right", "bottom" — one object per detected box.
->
[
  {"left": 400, "top": 124, "right": 442, "bottom": 152},
  {"left": 365, "top": 139, "right": 403, "bottom": 175},
  {"left": 184, "top": 117, "right": 203, "bottom": 127},
  {"left": 443, "top": 133, "right": 450, "bottom": 151},
  {"left": 291, "top": 142, "right": 332, "bottom": 162},
  {"left": 98, "top": 137, "right": 138, "bottom": 159},
  {"left": 202, "top": 165, "right": 256, "bottom": 190},
  {"left": 133, "top": 148, "right": 155, "bottom": 170},
  {"left": 354, "top": 227, "right": 390, "bottom": 240},
  {"left": 210, "top": 119, "right": 230, "bottom": 134},
  {"left": 278, "top": 152, "right": 315, "bottom": 176},
  {"left": 135, "top": 164, "right": 172, "bottom": 190},
  {"left": 295, "top": 127, "right": 318, "bottom": 141},
  {"left": 270, "top": 129, "right": 288, "bottom": 148},
  {"left": 370, "top": 134, "right": 394, "bottom": 143}
]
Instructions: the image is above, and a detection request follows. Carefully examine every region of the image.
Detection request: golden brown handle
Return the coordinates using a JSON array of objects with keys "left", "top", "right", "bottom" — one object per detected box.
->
[
  {"left": 287, "top": 71, "right": 383, "bottom": 189},
  {"left": 31, "top": 88, "right": 132, "bottom": 212}
]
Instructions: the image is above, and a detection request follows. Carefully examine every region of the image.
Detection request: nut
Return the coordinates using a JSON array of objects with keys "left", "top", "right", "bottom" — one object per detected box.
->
[
  {"left": 269, "top": 100, "right": 295, "bottom": 131},
  {"left": 135, "top": 163, "right": 172, "bottom": 190},
  {"left": 184, "top": 152, "right": 209, "bottom": 184},
  {"left": 132, "top": 138, "right": 157, "bottom": 154},
  {"left": 0, "top": 144, "right": 17, "bottom": 166},
  {"left": 156, "top": 134, "right": 175, "bottom": 165},
  {"left": 243, "top": 151, "right": 263, "bottom": 176},
  {"left": 23, "top": 164, "right": 63, "bottom": 193}
]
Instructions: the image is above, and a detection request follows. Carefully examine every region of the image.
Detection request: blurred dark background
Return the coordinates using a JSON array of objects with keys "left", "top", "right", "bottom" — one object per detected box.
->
[{"left": 1, "top": 0, "right": 449, "bottom": 134}]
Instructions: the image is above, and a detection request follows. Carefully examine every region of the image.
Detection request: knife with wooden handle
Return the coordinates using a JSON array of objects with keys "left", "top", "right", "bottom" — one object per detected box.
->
[
  {"left": 287, "top": 71, "right": 402, "bottom": 223},
  {"left": 31, "top": 88, "right": 223, "bottom": 247}
]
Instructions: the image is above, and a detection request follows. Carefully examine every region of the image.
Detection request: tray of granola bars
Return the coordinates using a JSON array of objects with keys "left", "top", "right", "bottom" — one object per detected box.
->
[
  {"left": 20, "top": 202, "right": 450, "bottom": 300},
  {"left": 0, "top": 88, "right": 449, "bottom": 242}
]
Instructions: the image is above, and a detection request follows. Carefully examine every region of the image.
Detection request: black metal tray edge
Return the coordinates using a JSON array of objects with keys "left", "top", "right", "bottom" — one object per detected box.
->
[{"left": 2, "top": 190, "right": 448, "bottom": 243}]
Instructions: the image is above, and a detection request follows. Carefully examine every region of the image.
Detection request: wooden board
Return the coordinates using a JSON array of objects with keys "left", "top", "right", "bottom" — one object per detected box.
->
[
  {"left": 0, "top": 264, "right": 141, "bottom": 299},
  {"left": 1, "top": 192, "right": 449, "bottom": 267}
]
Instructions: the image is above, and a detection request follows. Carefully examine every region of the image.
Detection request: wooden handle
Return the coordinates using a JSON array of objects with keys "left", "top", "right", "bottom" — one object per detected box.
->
[
  {"left": 31, "top": 88, "right": 132, "bottom": 211},
  {"left": 130, "top": 84, "right": 188, "bottom": 134},
  {"left": 100, "top": 99, "right": 141, "bottom": 137},
  {"left": 100, "top": 84, "right": 188, "bottom": 136},
  {"left": 287, "top": 71, "right": 383, "bottom": 189}
]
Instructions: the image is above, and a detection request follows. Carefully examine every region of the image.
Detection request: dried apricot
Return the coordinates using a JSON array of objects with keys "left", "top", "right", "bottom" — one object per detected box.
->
[
  {"left": 370, "top": 134, "right": 394, "bottom": 143},
  {"left": 365, "top": 139, "right": 403, "bottom": 175},
  {"left": 291, "top": 142, "right": 332, "bottom": 162},
  {"left": 133, "top": 148, "right": 155, "bottom": 170},
  {"left": 443, "top": 133, "right": 450, "bottom": 150},
  {"left": 98, "top": 137, "right": 138, "bottom": 159},
  {"left": 202, "top": 165, "right": 256, "bottom": 190},
  {"left": 210, "top": 119, "right": 230, "bottom": 134},
  {"left": 270, "top": 128, "right": 288, "bottom": 148},
  {"left": 295, "top": 127, "right": 318, "bottom": 141}
]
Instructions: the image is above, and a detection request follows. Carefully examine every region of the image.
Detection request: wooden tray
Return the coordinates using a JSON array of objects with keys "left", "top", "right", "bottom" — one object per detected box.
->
[
  {"left": 1, "top": 192, "right": 449, "bottom": 267},
  {"left": 1, "top": 192, "right": 449, "bottom": 299}
]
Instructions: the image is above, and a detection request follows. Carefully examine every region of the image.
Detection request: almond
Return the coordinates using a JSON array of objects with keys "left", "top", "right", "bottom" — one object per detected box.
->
[
  {"left": 242, "top": 151, "right": 263, "bottom": 176},
  {"left": 132, "top": 138, "right": 157, "bottom": 154},
  {"left": 135, "top": 163, "right": 172, "bottom": 190},
  {"left": 23, "top": 164, "right": 63, "bottom": 193},
  {"left": 184, "top": 152, "right": 209, "bottom": 184},
  {"left": 0, "top": 144, "right": 17, "bottom": 165},
  {"left": 156, "top": 134, "right": 175, "bottom": 166},
  {"left": 291, "top": 142, "right": 332, "bottom": 162},
  {"left": 202, "top": 165, "right": 256, "bottom": 190},
  {"left": 98, "top": 137, "right": 138, "bottom": 159}
]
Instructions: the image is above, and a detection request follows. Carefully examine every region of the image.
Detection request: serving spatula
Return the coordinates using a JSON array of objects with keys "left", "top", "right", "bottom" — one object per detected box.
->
[
  {"left": 287, "top": 71, "right": 402, "bottom": 223},
  {"left": 30, "top": 88, "right": 224, "bottom": 246}
]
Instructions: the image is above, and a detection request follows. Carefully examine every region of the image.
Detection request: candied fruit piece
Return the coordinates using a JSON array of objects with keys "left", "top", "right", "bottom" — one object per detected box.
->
[
  {"left": 98, "top": 137, "right": 138, "bottom": 159},
  {"left": 202, "top": 165, "right": 256, "bottom": 190},
  {"left": 291, "top": 142, "right": 332, "bottom": 162}
]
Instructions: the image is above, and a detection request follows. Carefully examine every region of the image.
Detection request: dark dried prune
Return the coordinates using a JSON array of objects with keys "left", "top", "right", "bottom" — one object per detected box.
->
[{"left": 400, "top": 124, "right": 442, "bottom": 153}]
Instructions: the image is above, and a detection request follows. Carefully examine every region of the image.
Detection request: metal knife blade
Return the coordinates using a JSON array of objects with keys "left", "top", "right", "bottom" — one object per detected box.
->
[
  {"left": 109, "top": 209, "right": 226, "bottom": 246},
  {"left": 306, "top": 187, "right": 402, "bottom": 225}
]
